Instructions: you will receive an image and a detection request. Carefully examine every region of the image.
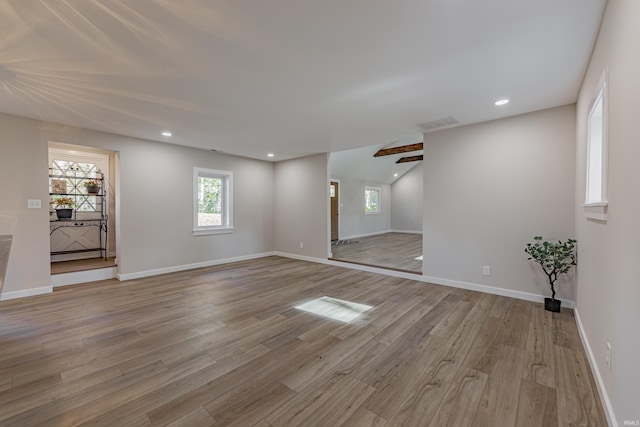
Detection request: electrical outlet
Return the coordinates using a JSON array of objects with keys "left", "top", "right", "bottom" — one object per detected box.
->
[
  {"left": 299, "top": 242, "right": 304, "bottom": 249},
  {"left": 606, "top": 342, "right": 612, "bottom": 370},
  {"left": 482, "top": 266, "right": 491, "bottom": 276}
]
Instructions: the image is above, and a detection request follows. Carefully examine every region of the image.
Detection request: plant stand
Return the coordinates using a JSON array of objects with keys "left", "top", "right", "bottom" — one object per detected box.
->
[{"left": 544, "top": 298, "right": 561, "bottom": 312}]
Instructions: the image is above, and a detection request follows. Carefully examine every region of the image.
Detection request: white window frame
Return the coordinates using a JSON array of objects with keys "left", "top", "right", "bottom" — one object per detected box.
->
[
  {"left": 193, "top": 167, "right": 234, "bottom": 235},
  {"left": 584, "top": 71, "right": 608, "bottom": 221},
  {"left": 364, "top": 186, "right": 381, "bottom": 214}
]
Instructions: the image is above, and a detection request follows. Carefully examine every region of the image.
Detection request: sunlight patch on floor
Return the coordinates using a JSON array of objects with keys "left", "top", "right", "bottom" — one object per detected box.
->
[{"left": 295, "top": 296, "right": 373, "bottom": 323}]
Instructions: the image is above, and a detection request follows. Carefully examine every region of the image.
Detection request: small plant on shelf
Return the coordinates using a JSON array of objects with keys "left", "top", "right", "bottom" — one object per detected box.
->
[
  {"left": 525, "top": 236, "right": 577, "bottom": 312},
  {"left": 51, "top": 196, "right": 75, "bottom": 219},
  {"left": 83, "top": 179, "right": 101, "bottom": 194},
  {"left": 51, "top": 196, "right": 75, "bottom": 209}
]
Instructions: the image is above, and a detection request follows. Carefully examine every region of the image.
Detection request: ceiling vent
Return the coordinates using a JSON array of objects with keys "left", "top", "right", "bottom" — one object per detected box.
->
[{"left": 417, "top": 116, "right": 460, "bottom": 132}]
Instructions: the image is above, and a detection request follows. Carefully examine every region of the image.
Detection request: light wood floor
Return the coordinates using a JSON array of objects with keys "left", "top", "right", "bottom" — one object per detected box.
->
[
  {"left": 0, "top": 256, "right": 605, "bottom": 426},
  {"left": 51, "top": 257, "right": 117, "bottom": 275},
  {"left": 331, "top": 232, "right": 422, "bottom": 273}
]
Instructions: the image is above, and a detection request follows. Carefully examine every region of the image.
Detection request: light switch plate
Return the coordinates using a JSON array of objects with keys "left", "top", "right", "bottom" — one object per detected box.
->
[{"left": 27, "top": 199, "right": 42, "bottom": 209}]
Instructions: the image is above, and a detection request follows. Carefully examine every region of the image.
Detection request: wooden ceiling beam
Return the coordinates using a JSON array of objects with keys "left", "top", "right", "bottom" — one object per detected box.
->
[
  {"left": 373, "top": 142, "right": 423, "bottom": 157},
  {"left": 396, "top": 155, "right": 423, "bottom": 164}
]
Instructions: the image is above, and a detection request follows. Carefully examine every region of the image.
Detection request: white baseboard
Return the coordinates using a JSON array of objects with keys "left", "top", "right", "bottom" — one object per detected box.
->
[
  {"left": 420, "top": 274, "right": 575, "bottom": 308},
  {"left": 574, "top": 309, "right": 618, "bottom": 427},
  {"left": 2, "top": 252, "right": 575, "bottom": 312},
  {"left": 340, "top": 229, "right": 422, "bottom": 240},
  {"left": 275, "top": 251, "right": 575, "bottom": 307},
  {"left": 340, "top": 230, "right": 392, "bottom": 240},
  {"left": 52, "top": 267, "right": 117, "bottom": 288},
  {"left": 390, "top": 229, "right": 423, "bottom": 234},
  {"left": 117, "top": 252, "right": 275, "bottom": 281},
  {"left": 0, "top": 286, "right": 52, "bottom": 301}
]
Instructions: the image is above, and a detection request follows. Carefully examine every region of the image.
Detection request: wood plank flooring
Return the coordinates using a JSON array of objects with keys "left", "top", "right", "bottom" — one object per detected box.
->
[
  {"left": 331, "top": 232, "right": 422, "bottom": 273},
  {"left": 0, "top": 256, "right": 606, "bottom": 426}
]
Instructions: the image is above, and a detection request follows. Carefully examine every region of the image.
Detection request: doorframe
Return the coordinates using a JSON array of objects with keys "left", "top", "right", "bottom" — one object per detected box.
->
[
  {"left": 48, "top": 143, "right": 119, "bottom": 267},
  {"left": 329, "top": 179, "right": 341, "bottom": 254}
]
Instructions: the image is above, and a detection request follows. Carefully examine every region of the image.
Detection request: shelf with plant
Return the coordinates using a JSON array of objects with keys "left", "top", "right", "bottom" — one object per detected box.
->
[
  {"left": 83, "top": 179, "right": 101, "bottom": 194},
  {"left": 50, "top": 196, "right": 75, "bottom": 220}
]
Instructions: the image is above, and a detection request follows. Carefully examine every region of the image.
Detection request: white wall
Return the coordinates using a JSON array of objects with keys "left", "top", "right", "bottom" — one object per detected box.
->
[
  {"left": 0, "top": 114, "right": 52, "bottom": 298},
  {"left": 0, "top": 113, "right": 275, "bottom": 295},
  {"left": 332, "top": 176, "right": 391, "bottom": 239},
  {"left": 423, "top": 105, "right": 576, "bottom": 301},
  {"left": 274, "top": 154, "right": 328, "bottom": 259},
  {"left": 391, "top": 164, "right": 423, "bottom": 233},
  {"left": 574, "top": 0, "right": 640, "bottom": 424}
]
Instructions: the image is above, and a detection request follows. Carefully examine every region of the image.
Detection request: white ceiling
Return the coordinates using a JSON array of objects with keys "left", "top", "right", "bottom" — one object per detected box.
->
[
  {"left": 0, "top": 0, "right": 605, "bottom": 161},
  {"left": 330, "top": 140, "right": 423, "bottom": 185}
]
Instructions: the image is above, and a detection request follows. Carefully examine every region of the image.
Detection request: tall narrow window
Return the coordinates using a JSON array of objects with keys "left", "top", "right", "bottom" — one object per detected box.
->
[
  {"left": 586, "top": 78, "right": 607, "bottom": 205},
  {"left": 364, "top": 186, "right": 381, "bottom": 214},
  {"left": 193, "top": 167, "right": 233, "bottom": 235}
]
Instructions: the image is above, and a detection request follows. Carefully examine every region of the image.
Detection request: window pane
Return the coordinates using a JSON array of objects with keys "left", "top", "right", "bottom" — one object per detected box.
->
[
  {"left": 50, "top": 158, "right": 101, "bottom": 211},
  {"left": 365, "top": 187, "right": 380, "bottom": 213},
  {"left": 586, "top": 93, "right": 604, "bottom": 204},
  {"left": 198, "top": 176, "right": 222, "bottom": 226}
]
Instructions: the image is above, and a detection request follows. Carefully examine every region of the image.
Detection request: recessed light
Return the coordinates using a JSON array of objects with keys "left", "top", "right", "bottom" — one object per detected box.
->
[
  {"left": 494, "top": 99, "right": 509, "bottom": 106},
  {"left": 267, "top": 153, "right": 275, "bottom": 157},
  {"left": 394, "top": 173, "right": 398, "bottom": 177},
  {"left": 161, "top": 131, "right": 172, "bottom": 137}
]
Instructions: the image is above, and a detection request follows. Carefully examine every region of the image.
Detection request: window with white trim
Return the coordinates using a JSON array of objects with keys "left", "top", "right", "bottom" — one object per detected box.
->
[
  {"left": 586, "top": 77, "right": 607, "bottom": 204},
  {"left": 584, "top": 72, "right": 608, "bottom": 221},
  {"left": 364, "top": 186, "right": 381, "bottom": 214},
  {"left": 193, "top": 167, "right": 233, "bottom": 235}
]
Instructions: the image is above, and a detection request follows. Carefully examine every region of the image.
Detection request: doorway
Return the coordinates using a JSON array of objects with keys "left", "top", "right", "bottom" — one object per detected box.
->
[
  {"left": 330, "top": 181, "right": 339, "bottom": 241},
  {"left": 48, "top": 144, "right": 117, "bottom": 273}
]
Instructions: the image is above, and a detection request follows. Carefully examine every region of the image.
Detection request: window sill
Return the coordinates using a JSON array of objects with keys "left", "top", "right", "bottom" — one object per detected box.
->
[
  {"left": 193, "top": 227, "right": 234, "bottom": 236},
  {"left": 364, "top": 212, "right": 381, "bottom": 215},
  {"left": 583, "top": 203, "right": 607, "bottom": 221}
]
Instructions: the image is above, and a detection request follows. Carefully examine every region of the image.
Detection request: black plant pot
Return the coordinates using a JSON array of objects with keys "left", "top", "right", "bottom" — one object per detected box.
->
[
  {"left": 86, "top": 186, "right": 100, "bottom": 194},
  {"left": 544, "top": 297, "right": 561, "bottom": 312},
  {"left": 55, "top": 208, "right": 73, "bottom": 220}
]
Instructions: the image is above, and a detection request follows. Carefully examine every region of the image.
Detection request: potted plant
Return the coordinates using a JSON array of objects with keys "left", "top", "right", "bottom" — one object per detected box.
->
[
  {"left": 525, "top": 236, "right": 577, "bottom": 312},
  {"left": 83, "top": 179, "right": 101, "bottom": 194},
  {"left": 51, "top": 196, "right": 75, "bottom": 220}
]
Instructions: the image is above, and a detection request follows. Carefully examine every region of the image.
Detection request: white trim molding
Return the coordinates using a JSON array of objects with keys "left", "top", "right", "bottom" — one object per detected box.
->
[
  {"left": 390, "top": 229, "right": 423, "bottom": 234},
  {"left": 340, "top": 229, "right": 392, "bottom": 240},
  {"left": 274, "top": 251, "right": 575, "bottom": 308},
  {"left": 117, "top": 252, "right": 274, "bottom": 281},
  {"left": 0, "top": 286, "right": 52, "bottom": 301},
  {"left": 574, "top": 309, "right": 618, "bottom": 427},
  {"left": 52, "top": 267, "right": 117, "bottom": 288}
]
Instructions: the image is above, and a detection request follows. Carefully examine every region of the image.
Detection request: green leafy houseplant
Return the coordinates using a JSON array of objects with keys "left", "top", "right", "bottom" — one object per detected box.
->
[{"left": 525, "top": 236, "right": 577, "bottom": 312}]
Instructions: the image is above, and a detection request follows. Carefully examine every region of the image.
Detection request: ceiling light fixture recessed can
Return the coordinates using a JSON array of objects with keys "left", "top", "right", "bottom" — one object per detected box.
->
[
  {"left": 161, "top": 131, "right": 172, "bottom": 137},
  {"left": 394, "top": 173, "right": 398, "bottom": 177},
  {"left": 267, "top": 153, "right": 275, "bottom": 157},
  {"left": 494, "top": 99, "right": 509, "bottom": 106}
]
